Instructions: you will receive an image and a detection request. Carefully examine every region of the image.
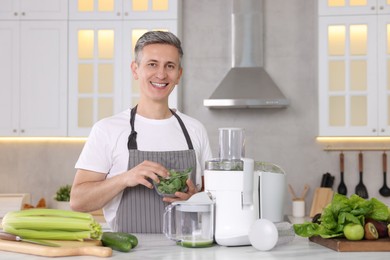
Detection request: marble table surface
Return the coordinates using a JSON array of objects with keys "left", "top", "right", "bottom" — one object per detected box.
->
[{"left": 1, "top": 233, "right": 390, "bottom": 260}]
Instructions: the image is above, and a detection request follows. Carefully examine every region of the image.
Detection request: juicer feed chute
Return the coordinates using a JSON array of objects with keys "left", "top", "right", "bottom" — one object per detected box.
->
[{"left": 218, "top": 128, "right": 245, "bottom": 161}]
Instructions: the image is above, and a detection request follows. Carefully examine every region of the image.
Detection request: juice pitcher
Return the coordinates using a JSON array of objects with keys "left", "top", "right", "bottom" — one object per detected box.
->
[{"left": 163, "top": 192, "right": 214, "bottom": 248}]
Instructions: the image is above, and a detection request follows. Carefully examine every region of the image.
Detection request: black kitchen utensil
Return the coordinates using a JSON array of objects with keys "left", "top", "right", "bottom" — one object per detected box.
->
[
  {"left": 337, "top": 152, "right": 347, "bottom": 195},
  {"left": 320, "top": 173, "right": 328, "bottom": 187},
  {"left": 326, "top": 174, "right": 335, "bottom": 188},
  {"left": 379, "top": 152, "right": 390, "bottom": 197},
  {"left": 320, "top": 172, "right": 334, "bottom": 188},
  {"left": 355, "top": 152, "right": 368, "bottom": 199}
]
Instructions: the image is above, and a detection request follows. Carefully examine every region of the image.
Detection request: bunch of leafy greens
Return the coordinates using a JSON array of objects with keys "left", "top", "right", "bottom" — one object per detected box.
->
[
  {"left": 156, "top": 168, "right": 192, "bottom": 195},
  {"left": 293, "top": 193, "right": 389, "bottom": 238}
]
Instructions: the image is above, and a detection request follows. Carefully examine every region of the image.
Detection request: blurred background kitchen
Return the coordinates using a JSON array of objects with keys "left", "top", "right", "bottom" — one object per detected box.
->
[{"left": 1, "top": 0, "right": 389, "bottom": 216}]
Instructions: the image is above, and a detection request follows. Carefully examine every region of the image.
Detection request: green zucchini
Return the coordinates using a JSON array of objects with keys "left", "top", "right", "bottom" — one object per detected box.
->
[{"left": 101, "top": 232, "right": 138, "bottom": 252}]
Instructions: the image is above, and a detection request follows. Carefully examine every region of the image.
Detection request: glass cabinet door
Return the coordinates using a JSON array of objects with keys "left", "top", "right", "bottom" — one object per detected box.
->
[
  {"left": 319, "top": 15, "right": 378, "bottom": 136},
  {"left": 69, "top": 0, "right": 178, "bottom": 20},
  {"left": 69, "top": 0, "right": 121, "bottom": 20},
  {"left": 123, "top": 0, "right": 178, "bottom": 19},
  {"left": 377, "top": 15, "right": 390, "bottom": 135},
  {"left": 68, "top": 22, "right": 123, "bottom": 136},
  {"left": 318, "top": 0, "right": 382, "bottom": 15}
]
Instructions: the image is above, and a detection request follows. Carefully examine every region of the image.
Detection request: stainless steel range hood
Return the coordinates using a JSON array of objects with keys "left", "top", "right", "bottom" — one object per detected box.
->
[{"left": 203, "top": 0, "right": 289, "bottom": 109}]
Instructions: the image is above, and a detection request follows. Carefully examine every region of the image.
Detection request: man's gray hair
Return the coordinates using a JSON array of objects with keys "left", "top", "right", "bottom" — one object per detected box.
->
[{"left": 134, "top": 31, "right": 183, "bottom": 66}]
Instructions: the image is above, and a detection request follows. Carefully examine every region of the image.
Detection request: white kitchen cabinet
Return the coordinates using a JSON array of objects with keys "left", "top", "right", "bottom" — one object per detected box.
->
[
  {"left": 69, "top": 0, "right": 178, "bottom": 20},
  {"left": 68, "top": 1, "right": 179, "bottom": 136},
  {"left": 319, "top": 0, "right": 390, "bottom": 16},
  {"left": 0, "top": 21, "right": 68, "bottom": 136},
  {"left": 318, "top": 1, "right": 390, "bottom": 136},
  {"left": 0, "top": 0, "right": 68, "bottom": 20},
  {"left": 0, "top": 22, "right": 18, "bottom": 136},
  {"left": 0, "top": 0, "right": 179, "bottom": 137}
]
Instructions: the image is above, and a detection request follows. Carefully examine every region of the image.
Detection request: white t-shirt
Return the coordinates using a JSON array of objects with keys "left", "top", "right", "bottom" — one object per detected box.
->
[{"left": 75, "top": 108, "right": 213, "bottom": 229}]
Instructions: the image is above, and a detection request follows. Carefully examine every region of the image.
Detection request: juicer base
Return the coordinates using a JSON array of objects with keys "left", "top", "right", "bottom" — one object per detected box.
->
[{"left": 215, "top": 235, "right": 250, "bottom": 247}]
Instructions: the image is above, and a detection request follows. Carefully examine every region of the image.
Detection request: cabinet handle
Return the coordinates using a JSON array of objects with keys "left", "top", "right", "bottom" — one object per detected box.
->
[
  {"left": 117, "top": 12, "right": 121, "bottom": 16},
  {"left": 381, "top": 128, "right": 385, "bottom": 132},
  {"left": 379, "top": 6, "right": 384, "bottom": 10},
  {"left": 21, "top": 12, "right": 25, "bottom": 16},
  {"left": 13, "top": 129, "right": 17, "bottom": 133},
  {"left": 372, "top": 128, "right": 377, "bottom": 133},
  {"left": 21, "top": 129, "right": 25, "bottom": 133},
  {"left": 124, "top": 12, "right": 128, "bottom": 16},
  {"left": 371, "top": 6, "right": 375, "bottom": 10},
  {"left": 14, "top": 12, "right": 18, "bottom": 16}
]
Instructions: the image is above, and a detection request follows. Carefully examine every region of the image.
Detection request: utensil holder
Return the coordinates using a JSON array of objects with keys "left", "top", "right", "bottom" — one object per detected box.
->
[{"left": 292, "top": 199, "right": 305, "bottom": 217}]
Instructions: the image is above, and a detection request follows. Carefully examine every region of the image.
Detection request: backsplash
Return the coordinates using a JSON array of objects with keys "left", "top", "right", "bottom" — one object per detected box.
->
[
  {"left": 0, "top": 141, "right": 84, "bottom": 207},
  {"left": 1, "top": 141, "right": 390, "bottom": 215}
]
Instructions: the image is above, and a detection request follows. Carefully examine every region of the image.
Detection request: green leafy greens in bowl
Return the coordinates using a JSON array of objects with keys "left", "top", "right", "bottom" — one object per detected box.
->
[{"left": 154, "top": 168, "right": 192, "bottom": 197}]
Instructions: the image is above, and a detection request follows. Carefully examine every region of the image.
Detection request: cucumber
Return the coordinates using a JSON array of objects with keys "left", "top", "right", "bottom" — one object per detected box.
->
[{"left": 101, "top": 232, "right": 138, "bottom": 252}]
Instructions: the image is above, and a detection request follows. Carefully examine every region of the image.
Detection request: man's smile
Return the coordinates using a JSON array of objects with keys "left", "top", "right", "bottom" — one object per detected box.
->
[{"left": 151, "top": 82, "right": 169, "bottom": 89}]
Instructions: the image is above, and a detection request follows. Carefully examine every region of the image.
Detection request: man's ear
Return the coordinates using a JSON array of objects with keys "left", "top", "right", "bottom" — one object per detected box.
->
[{"left": 131, "top": 61, "right": 139, "bottom": 80}]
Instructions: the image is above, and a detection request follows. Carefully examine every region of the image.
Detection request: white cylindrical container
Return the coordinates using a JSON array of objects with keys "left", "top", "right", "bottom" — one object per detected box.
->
[{"left": 292, "top": 199, "right": 305, "bottom": 217}]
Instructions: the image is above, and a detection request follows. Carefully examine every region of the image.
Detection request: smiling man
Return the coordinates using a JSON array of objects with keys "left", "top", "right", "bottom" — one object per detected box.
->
[{"left": 70, "top": 31, "right": 212, "bottom": 233}]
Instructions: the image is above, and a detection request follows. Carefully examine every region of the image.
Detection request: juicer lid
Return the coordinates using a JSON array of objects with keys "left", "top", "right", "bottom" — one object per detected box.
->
[
  {"left": 255, "top": 161, "right": 285, "bottom": 174},
  {"left": 172, "top": 192, "right": 214, "bottom": 206}
]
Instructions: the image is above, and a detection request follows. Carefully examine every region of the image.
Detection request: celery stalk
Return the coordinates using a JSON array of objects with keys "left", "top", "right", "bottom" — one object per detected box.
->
[
  {"left": 3, "top": 225, "right": 93, "bottom": 241},
  {"left": 3, "top": 216, "right": 95, "bottom": 231},
  {"left": 4, "top": 208, "right": 94, "bottom": 220},
  {"left": 2, "top": 209, "right": 102, "bottom": 240}
]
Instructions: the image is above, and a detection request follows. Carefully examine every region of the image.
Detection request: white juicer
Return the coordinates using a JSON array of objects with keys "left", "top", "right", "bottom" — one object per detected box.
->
[{"left": 204, "top": 128, "right": 286, "bottom": 246}]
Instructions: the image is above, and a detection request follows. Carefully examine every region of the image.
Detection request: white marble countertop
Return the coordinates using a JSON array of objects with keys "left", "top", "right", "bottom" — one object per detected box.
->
[
  {"left": 1, "top": 234, "right": 390, "bottom": 260},
  {"left": 1, "top": 216, "right": 389, "bottom": 259}
]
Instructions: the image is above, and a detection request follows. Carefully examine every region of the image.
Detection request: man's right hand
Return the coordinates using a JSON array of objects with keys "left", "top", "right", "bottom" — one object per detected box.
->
[{"left": 124, "top": 160, "right": 169, "bottom": 189}]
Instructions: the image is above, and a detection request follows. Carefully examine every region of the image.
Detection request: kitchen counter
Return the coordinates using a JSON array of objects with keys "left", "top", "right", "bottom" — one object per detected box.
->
[
  {"left": 1, "top": 234, "right": 390, "bottom": 260},
  {"left": 0, "top": 216, "right": 389, "bottom": 259}
]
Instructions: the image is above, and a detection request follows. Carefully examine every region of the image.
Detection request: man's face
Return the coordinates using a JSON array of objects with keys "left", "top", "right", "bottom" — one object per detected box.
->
[{"left": 131, "top": 43, "right": 182, "bottom": 104}]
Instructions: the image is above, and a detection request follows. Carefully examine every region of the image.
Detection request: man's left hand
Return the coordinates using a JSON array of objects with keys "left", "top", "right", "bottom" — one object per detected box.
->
[{"left": 162, "top": 179, "right": 197, "bottom": 203}]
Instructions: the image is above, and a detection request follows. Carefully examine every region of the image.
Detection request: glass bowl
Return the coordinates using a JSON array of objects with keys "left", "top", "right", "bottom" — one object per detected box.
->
[{"left": 154, "top": 168, "right": 192, "bottom": 197}]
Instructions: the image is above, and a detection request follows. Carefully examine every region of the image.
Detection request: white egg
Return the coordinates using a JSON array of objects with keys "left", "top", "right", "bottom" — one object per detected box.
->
[{"left": 249, "top": 219, "right": 278, "bottom": 251}]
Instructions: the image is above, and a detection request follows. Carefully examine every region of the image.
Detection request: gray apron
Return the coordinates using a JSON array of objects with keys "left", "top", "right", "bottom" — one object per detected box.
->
[{"left": 115, "top": 106, "right": 197, "bottom": 233}]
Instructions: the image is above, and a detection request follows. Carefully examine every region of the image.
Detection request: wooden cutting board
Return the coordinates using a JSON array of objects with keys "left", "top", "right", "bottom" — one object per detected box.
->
[
  {"left": 309, "top": 236, "right": 390, "bottom": 252},
  {"left": 0, "top": 239, "right": 112, "bottom": 257}
]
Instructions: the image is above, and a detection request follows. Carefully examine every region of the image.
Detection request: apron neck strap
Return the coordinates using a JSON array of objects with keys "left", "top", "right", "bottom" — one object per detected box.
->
[
  {"left": 170, "top": 109, "right": 194, "bottom": 150},
  {"left": 127, "top": 105, "right": 194, "bottom": 150},
  {"left": 127, "top": 105, "right": 138, "bottom": 150}
]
